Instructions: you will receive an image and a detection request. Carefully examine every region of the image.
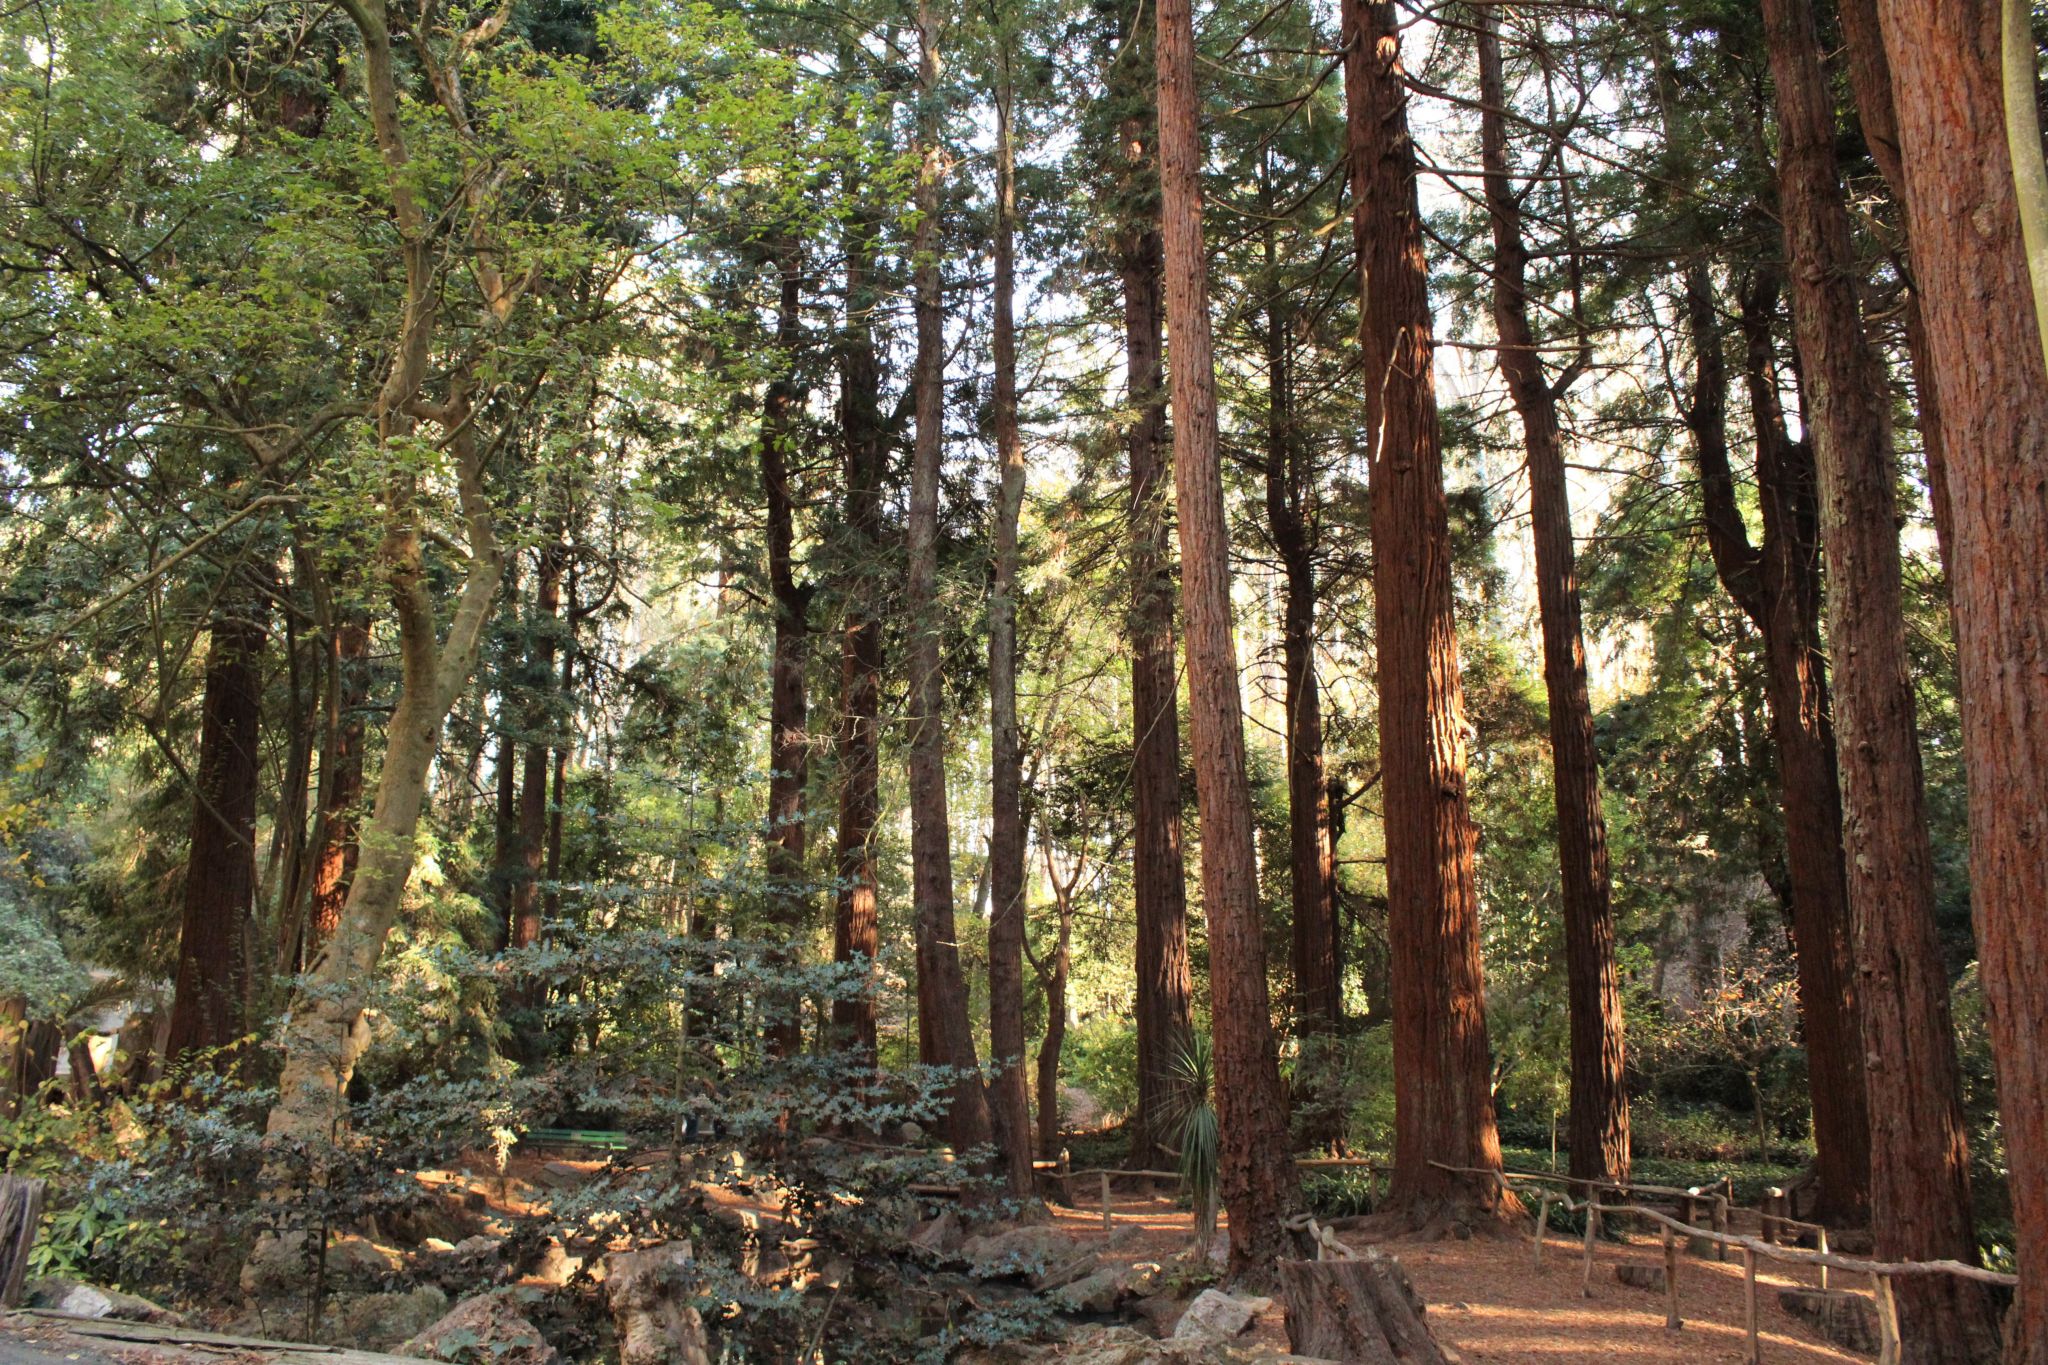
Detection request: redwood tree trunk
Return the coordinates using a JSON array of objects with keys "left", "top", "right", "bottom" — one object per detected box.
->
[
  {"left": 305, "top": 614, "right": 369, "bottom": 958},
  {"left": 1473, "top": 9, "right": 1627, "bottom": 1189},
  {"left": 1155, "top": 0, "right": 1298, "bottom": 1274},
  {"left": 1741, "top": 277, "right": 1875, "bottom": 1226},
  {"left": 1867, "top": 1, "right": 2048, "bottom": 1355},
  {"left": 1761, "top": 0, "right": 1995, "bottom": 1351},
  {"left": 831, "top": 188, "right": 886, "bottom": 1067},
  {"left": 906, "top": 0, "right": 992, "bottom": 1153},
  {"left": 1111, "top": 26, "right": 1196, "bottom": 1171},
  {"left": 1260, "top": 228, "right": 1338, "bottom": 1044},
  {"left": 1344, "top": 0, "right": 1514, "bottom": 1229},
  {"left": 510, "top": 544, "right": 564, "bottom": 957},
  {"left": 986, "top": 49, "right": 1037, "bottom": 1197},
  {"left": 762, "top": 242, "right": 810, "bottom": 1061},
  {"left": 167, "top": 605, "right": 266, "bottom": 1064}
]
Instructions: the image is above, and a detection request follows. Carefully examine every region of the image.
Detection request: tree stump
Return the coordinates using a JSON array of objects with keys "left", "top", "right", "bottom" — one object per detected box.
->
[
  {"left": 0, "top": 1174, "right": 46, "bottom": 1307},
  {"left": 1279, "top": 1251, "right": 1461, "bottom": 1364}
]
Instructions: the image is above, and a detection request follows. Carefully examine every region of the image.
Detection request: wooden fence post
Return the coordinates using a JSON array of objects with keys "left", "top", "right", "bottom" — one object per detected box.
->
[
  {"left": 1581, "top": 1192, "right": 1600, "bottom": 1298},
  {"left": 1742, "top": 1247, "right": 1760, "bottom": 1365},
  {"left": 1532, "top": 1194, "right": 1550, "bottom": 1268},
  {"left": 1763, "top": 1187, "right": 1782, "bottom": 1245},
  {"left": 1872, "top": 1272, "right": 1900, "bottom": 1365},
  {"left": 1662, "top": 1223, "right": 1681, "bottom": 1329},
  {"left": 1059, "top": 1149, "right": 1072, "bottom": 1207},
  {"left": 1100, "top": 1171, "right": 1112, "bottom": 1233},
  {"left": 1817, "top": 1225, "right": 1829, "bottom": 1291},
  {"left": 1713, "top": 1195, "right": 1729, "bottom": 1262}
]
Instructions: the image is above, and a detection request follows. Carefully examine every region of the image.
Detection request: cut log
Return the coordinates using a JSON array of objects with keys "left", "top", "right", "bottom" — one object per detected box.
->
[
  {"left": 0, "top": 1174, "right": 45, "bottom": 1308},
  {"left": 1279, "top": 1252, "right": 1461, "bottom": 1364}
]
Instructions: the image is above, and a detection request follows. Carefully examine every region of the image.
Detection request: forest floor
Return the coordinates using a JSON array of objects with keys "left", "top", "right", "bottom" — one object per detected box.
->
[{"left": 1042, "top": 1192, "right": 1868, "bottom": 1363}]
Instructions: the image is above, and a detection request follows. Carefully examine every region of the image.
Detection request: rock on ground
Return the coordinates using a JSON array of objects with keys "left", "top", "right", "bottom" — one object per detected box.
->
[
  {"left": 962, "top": 1225, "right": 1098, "bottom": 1290},
  {"left": 23, "top": 1278, "right": 179, "bottom": 1324},
  {"left": 400, "top": 1290, "right": 557, "bottom": 1365},
  {"left": 604, "top": 1241, "right": 709, "bottom": 1365},
  {"left": 1171, "top": 1289, "right": 1272, "bottom": 1342}
]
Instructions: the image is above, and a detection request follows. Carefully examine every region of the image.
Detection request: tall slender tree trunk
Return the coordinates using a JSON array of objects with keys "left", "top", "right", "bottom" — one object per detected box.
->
[
  {"left": 1744, "top": 277, "right": 1875, "bottom": 1226},
  {"left": 906, "top": 0, "right": 993, "bottom": 1153},
  {"left": 1833, "top": 0, "right": 1957, "bottom": 579},
  {"left": 1866, "top": 2, "right": 2048, "bottom": 1355},
  {"left": 1111, "top": 27, "right": 1196, "bottom": 1171},
  {"left": 986, "top": 46, "right": 1037, "bottom": 1197},
  {"left": 762, "top": 242, "right": 811, "bottom": 1061},
  {"left": 304, "top": 614, "right": 370, "bottom": 959},
  {"left": 1035, "top": 844, "right": 1074, "bottom": 1161},
  {"left": 1259, "top": 206, "right": 1338, "bottom": 1047},
  {"left": 1684, "top": 259, "right": 1873, "bottom": 1224},
  {"left": 1155, "top": 0, "right": 1298, "bottom": 1275},
  {"left": 832, "top": 187, "right": 886, "bottom": 1067},
  {"left": 1344, "top": 0, "right": 1514, "bottom": 1229},
  {"left": 510, "top": 544, "right": 565, "bottom": 956},
  {"left": 167, "top": 604, "right": 266, "bottom": 1064},
  {"left": 1473, "top": 9, "right": 1627, "bottom": 1189},
  {"left": 1761, "top": 0, "right": 1996, "bottom": 1349}
]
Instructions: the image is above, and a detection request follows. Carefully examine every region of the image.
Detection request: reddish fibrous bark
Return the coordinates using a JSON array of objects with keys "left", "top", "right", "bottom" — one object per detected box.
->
[
  {"left": 1473, "top": 8, "right": 1627, "bottom": 1190},
  {"left": 762, "top": 242, "right": 810, "bottom": 1062},
  {"left": 167, "top": 607, "right": 266, "bottom": 1065},
  {"left": 986, "top": 49, "right": 1037, "bottom": 1198},
  {"left": 1343, "top": 0, "right": 1515, "bottom": 1229},
  {"left": 1760, "top": 0, "right": 1996, "bottom": 1353},
  {"left": 306, "top": 615, "right": 370, "bottom": 954},
  {"left": 1867, "top": 0, "right": 2048, "bottom": 1355},
  {"left": 1155, "top": 0, "right": 1298, "bottom": 1275},
  {"left": 906, "top": 0, "right": 993, "bottom": 1154},
  {"left": 1111, "top": 40, "right": 1196, "bottom": 1169},
  {"left": 831, "top": 190, "right": 886, "bottom": 1068}
]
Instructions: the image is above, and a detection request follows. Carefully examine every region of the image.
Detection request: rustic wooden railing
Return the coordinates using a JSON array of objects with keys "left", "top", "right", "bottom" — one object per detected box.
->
[{"left": 1430, "top": 1161, "right": 2016, "bottom": 1365}]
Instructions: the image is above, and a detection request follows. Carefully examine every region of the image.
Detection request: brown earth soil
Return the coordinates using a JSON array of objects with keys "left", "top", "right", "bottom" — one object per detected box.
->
[{"left": 1042, "top": 1190, "right": 1871, "bottom": 1363}]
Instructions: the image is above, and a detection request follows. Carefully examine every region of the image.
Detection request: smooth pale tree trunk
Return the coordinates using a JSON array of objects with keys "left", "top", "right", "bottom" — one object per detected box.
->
[
  {"left": 262, "top": 0, "right": 509, "bottom": 1209},
  {"left": 906, "top": 0, "right": 993, "bottom": 1153},
  {"left": 1868, "top": 1, "right": 2048, "bottom": 1355},
  {"left": 1473, "top": 9, "right": 1627, "bottom": 1189},
  {"left": 761, "top": 242, "right": 810, "bottom": 1061},
  {"left": 1761, "top": 0, "right": 1996, "bottom": 1351},
  {"left": 986, "top": 47, "right": 1037, "bottom": 1198},
  {"left": 832, "top": 189, "right": 886, "bottom": 1067},
  {"left": 1155, "top": 0, "right": 1298, "bottom": 1276},
  {"left": 1109, "top": 14, "right": 1196, "bottom": 1171},
  {"left": 1344, "top": 0, "right": 1514, "bottom": 1230},
  {"left": 167, "top": 605, "right": 266, "bottom": 1064}
]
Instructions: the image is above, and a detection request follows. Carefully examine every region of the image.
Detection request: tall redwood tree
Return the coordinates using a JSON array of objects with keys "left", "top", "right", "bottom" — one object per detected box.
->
[
  {"left": 1868, "top": 0, "right": 2048, "bottom": 1354},
  {"left": 1473, "top": 7, "right": 1627, "bottom": 1189},
  {"left": 1154, "top": 0, "right": 1298, "bottom": 1274},
  {"left": 1343, "top": 0, "right": 1514, "bottom": 1228},
  {"left": 167, "top": 604, "right": 266, "bottom": 1064}
]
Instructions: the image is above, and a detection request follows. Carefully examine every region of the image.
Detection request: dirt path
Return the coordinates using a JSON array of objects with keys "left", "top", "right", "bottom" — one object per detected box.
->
[{"left": 1043, "top": 1193, "right": 1868, "bottom": 1364}]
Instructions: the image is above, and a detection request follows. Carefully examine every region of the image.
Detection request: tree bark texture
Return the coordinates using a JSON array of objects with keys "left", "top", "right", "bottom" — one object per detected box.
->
[
  {"left": 1111, "top": 26, "right": 1197, "bottom": 1171},
  {"left": 1473, "top": 8, "right": 1627, "bottom": 1189},
  {"left": 1868, "top": 0, "right": 2048, "bottom": 1354},
  {"left": 832, "top": 188, "right": 887, "bottom": 1067},
  {"left": 986, "top": 50, "right": 1037, "bottom": 1198},
  {"left": 1344, "top": 0, "right": 1514, "bottom": 1228},
  {"left": 1278, "top": 1253, "right": 1457, "bottom": 1365},
  {"left": 906, "top": 0, "right": 993, "bottom": 1154},
  {"left": 1761, "top": 0, "right": 1996, "bottom": 1351},
  {"left": 167, "top": 605, "right": 266, "bottom": 1063},
  {"left": 762, "top": 242, "right": 810, "bottom": 1061},
  {"left": 1156, "top": 0, "right": 1299, "bottom": 1274},
  {"left": 305, "top": 614, "right": 369, "bottom": 957}
]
